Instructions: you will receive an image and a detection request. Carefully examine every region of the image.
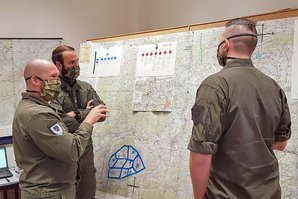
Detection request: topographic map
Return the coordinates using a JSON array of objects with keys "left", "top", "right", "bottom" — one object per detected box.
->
[
  {"left": 253, "top": 18, "right": 298, "bottom": 199},
  {"left": 0, "top": 39, "right": 61, "bottom": 137},
  {"left": 83, "top": 17, "right": 297, "bottom": 199},
  {"left": 132, "top": 76, "right": 174, "bottom": 111}
]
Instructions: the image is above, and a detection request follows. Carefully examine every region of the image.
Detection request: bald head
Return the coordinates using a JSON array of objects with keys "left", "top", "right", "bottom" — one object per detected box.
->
[
  {"left": 24, "top": 59, "right": 60, "bottom": 91},
  {"left": 24, "top": 59, "right": 57, "bottom": 80}
]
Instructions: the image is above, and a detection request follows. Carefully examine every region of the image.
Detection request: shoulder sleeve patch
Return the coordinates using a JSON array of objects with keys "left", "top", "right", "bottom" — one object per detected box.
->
[
  {"left": 191, "top": 105, "right": 206, "bottom": 125},
  {"left": 49, "top": 123, "right": 64, "bottom": 135}
]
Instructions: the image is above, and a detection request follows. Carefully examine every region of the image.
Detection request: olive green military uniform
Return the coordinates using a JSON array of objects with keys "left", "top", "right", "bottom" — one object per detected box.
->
[
  {"left": 188, "top": 59, "right": 291, "bottom": 199},
  {"left": 53, "top": 77, "right": 105, "bottom": 199},
  {"left": 13, "top": 92, "right": 93, "bottom": 199}
]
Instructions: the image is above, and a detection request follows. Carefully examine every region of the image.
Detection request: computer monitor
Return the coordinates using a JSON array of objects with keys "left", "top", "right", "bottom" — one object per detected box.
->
[
  {"left": 0, "top": 146, "right": 9, "bottom": 169},
  {"left": 0, "top": 146, "right": 13, "bottom": 179}
]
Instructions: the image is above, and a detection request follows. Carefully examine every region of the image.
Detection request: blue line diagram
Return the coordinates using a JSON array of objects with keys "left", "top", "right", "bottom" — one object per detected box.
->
[
  {"left": 108, "top": 145, "right": 145, "bottom": 179},
  {"left": 92, "top": 51, "right": 97, "bottom": 74}
]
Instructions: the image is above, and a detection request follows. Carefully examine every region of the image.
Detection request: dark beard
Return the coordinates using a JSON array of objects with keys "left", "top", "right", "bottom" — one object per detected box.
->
[
  {"left": 60, "top": 75, "right": 75, "bottom": 86},
  {"left": 61, "top": 64, "right": 70, "bottom": 79},
  {"left": 61, "top": 65, "right": 75, "bottom": 85}
]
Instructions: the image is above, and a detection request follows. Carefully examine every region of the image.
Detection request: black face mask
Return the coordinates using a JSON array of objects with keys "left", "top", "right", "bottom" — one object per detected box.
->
[{"left": 216, "top": 33, "right": 257, "bottom": 67}]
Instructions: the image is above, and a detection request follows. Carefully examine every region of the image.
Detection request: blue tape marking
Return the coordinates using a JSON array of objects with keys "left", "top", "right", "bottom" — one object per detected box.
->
[
  {"left": 108, "top": 145, "right": 145, "bottom": 179},
  {"left": 92, "top": 51, "right": 97, "bottom": 74}
]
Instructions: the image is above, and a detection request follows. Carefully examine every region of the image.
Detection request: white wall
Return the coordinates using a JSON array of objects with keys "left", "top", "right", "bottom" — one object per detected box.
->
[
  {"left": 5, "top": 144, "right": 15, "bottom": 167},
  {"left": 0, "top": 0, "right": 298, "bottom": 50},
  {"left": 0, "top": 0, "right": 138, "bottom": 50},
  {"left": 135, "top": 0, "right": 298, "bottom": 31}
]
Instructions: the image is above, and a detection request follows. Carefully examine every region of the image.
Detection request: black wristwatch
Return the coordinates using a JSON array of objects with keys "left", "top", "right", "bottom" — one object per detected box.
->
[{"left": 74, "top": 110, "right": 81, "bottom": 120}]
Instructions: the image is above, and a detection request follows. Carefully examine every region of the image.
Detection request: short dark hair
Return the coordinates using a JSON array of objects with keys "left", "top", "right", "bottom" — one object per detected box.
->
[
  {"left": 225, "top": 18, "right": 258, "bottom": 54},
  {"left": 52, "top": 45, "right": 75, "bottom": 65},
  {"left": 225, "top": 18, "right": 257, "bottom": 34}
]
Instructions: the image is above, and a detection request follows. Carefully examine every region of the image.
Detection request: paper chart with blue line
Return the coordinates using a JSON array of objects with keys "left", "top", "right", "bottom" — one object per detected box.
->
[
  {"left": 92, "top": 45, "right": 123, "bottom": 77},
  {"left": 108, "top": 145, "right": 145, "bottom": 179}
]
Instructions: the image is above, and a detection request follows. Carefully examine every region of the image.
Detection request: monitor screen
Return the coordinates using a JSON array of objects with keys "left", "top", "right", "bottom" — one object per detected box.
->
[{"left": 0, "top": 147, "right": 8, "bottom": 169}]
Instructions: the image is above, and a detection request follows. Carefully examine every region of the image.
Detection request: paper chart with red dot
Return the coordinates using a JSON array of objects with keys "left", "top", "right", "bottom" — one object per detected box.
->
[{"left": 136, "top": 41, "right": 177, "bottom": 76}]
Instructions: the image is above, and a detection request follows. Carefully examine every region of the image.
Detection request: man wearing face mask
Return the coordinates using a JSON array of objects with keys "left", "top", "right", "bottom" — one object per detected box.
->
[
  {"left": 51, "top": 45, "right": 106, "bottom": 199},
  {"left": 12, "top": 59, "right": 108, "bottom": 198},
  {"left": 188, "top": 18, "right": 291, "bottom": 199}
]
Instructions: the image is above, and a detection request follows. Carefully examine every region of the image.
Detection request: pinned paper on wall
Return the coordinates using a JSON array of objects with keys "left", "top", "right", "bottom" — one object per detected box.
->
[
  {"left": 79, "top": 43, "right": 92, "bottom": 63},
  {"left": 291, "top": 19, "right": 298, "bottom": 100},
  {"left": 91, "top": 46, "right": 123, "bottom": 77},
  {"left": 132, "top": 76, "right": 174, "bottom": 112},
  {"left": 136, "top": 41, "right": 177, "bottom": 76}
]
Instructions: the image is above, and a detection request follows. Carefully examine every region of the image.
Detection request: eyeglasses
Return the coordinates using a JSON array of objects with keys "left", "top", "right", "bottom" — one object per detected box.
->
[{"left": 25, "top": 76, "right": 44, "bottom": 82}]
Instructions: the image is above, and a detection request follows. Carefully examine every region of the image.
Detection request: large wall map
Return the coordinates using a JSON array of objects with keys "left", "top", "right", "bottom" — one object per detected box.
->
[
  {"left": 0, "top": 39, "right": 62, "bottom": 138},
  {"left": 82, "top": 17, "right": 298, "bottom": 199}
]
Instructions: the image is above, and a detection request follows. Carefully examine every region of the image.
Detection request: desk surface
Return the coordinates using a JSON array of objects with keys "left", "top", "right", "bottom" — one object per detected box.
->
[{"left": 0, "top": 168, "right": 19, "bottom": 187}]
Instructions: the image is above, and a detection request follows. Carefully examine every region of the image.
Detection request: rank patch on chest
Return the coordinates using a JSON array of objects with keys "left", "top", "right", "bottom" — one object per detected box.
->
[{"left": 49, "top": 123, "right": 64, "bottom": 135}]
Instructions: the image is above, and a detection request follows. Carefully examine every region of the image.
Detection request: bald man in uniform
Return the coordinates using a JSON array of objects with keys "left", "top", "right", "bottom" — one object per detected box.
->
[
  {"left": 12, "top": 59, "right": 108, "bottom": 199},
  {"left": 188, "top": 18, "right": 291, "bottom": 199}
]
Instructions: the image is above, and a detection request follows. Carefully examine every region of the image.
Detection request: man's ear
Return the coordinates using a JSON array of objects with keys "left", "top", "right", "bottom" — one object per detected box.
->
[
  {"left": 55, "top": 61, "right": 63, "bottom": 73},
  {"left": 31, "top": 76, "right": 42, "bottom": 86},
  {"left": 223, "top": 39, "right": 230, "bottom": 51}
]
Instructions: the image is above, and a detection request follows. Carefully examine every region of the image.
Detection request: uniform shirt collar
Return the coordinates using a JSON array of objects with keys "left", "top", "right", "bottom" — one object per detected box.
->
[
  {"left": 21, "top": 92, "right": 51, "bottom": 106},
  {"left": 60, "top": 75, "right": 80, "bottom": 91},
  {"left": 223, "top": 59, "right": 254, "bottom": 69}
]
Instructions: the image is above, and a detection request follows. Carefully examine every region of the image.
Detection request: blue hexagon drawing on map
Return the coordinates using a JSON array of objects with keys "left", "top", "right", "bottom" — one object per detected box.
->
[{"left": 108, "top": 145, "right": 145, "bottom": 179}]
